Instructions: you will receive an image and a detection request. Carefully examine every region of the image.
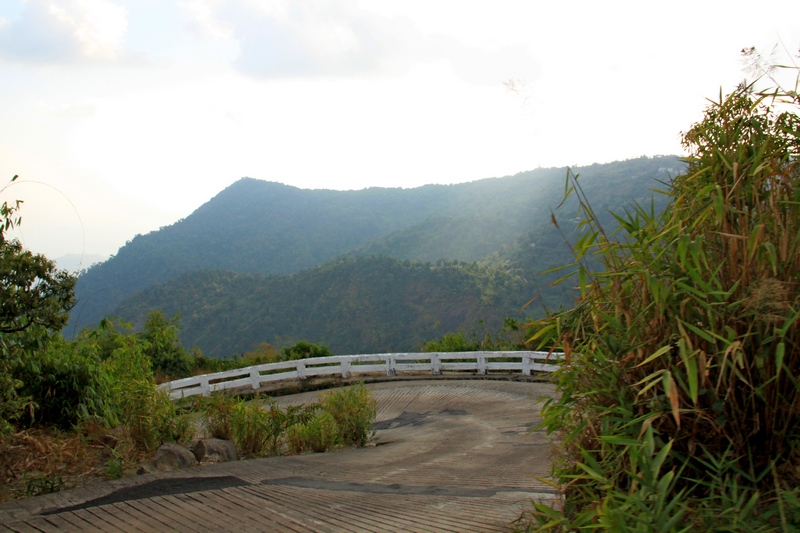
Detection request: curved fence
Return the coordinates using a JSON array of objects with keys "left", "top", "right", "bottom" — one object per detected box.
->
[{"left": 159, "top": 351, "right": 562, "bottom": 400}]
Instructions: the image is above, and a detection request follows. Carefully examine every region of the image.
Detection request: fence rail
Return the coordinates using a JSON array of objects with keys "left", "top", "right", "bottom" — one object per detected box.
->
[{"left": 159, "top": 351, "right": 563, "bottom": 400}]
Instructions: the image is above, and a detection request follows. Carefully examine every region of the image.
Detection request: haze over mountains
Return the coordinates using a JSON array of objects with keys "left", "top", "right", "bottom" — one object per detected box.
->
[{"left": 70, "top": 156, "right": 682, "bottom": 357}]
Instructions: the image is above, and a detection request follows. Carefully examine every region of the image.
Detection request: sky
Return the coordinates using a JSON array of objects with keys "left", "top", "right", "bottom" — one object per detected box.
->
[{"left": 0, "top": 0, "right": 798, "bottom": 266}]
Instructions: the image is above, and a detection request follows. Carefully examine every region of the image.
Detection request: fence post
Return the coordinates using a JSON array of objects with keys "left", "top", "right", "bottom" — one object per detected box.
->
[
  {"left": 522, "top": 354, "right": 531, "bottom": 376},
  {"left": 431, "top": 354, "right": 441, "bottom": 375},
  {"left": 387, "top": 355, "right": 396, "bottom": 377},
  {"left": 297, "top": 361, "right": 307, "bottom": 380},
  {"left": 341, "top": 359, "right": 351, "bottom": 378},
  {"left": 477, "top": 355, "right": 486, "bottom": 375},
  {"left": 250, "top": 369, "right": 261, "bottom": 389},
  {"left": 199, "top": 378, "right": 211, "bottom": 396}
]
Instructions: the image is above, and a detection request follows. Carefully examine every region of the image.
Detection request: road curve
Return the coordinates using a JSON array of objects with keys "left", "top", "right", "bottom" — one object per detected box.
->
[{"left": 0, "top": 379, "right": 557, "bottom": 533}]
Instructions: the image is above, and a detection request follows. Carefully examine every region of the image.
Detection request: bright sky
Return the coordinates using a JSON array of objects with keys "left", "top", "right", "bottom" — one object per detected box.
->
[{"left": 0, "top": 0, "right": 798, "bottom": 263}]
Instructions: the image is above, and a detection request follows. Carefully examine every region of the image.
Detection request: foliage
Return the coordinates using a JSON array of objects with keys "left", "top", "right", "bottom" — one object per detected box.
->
[
  {"left": 423, "top": 331, "right": 482, "bottom": 352},
  {"left": 193, "top": 384, "right": 377, "bottom": 458},
  {"left": 287, "top": 412, "right": 341, "bottom": 453},
  {"left": 138, "top": 310, "right": 194, "bottom": 379},
  {"left": 522, "top": 73, "right": 800, "bottom": 530},
  {"left": 112, "top": 256, "right": 530, "bottom": 358},
  {"left": 423, "top": 318, "right": 529, "bottom": 352},
  {"left": 102, "top": 336, "right": 192, "bottom": 452},
  {"left": 14, "top": 337, "right": 112, "bottom": 429},
  {"left": 281, "top": 340, "right": 333, "bottom": 360},
  {"left": 319, "top": 383, "right": 377, "bottom": 447},
  {"left": 0, "top": 182, "right": 77, "bottom": 436},
  {"left": 72, "top": 157, "right": 676, "bottom": 334}
]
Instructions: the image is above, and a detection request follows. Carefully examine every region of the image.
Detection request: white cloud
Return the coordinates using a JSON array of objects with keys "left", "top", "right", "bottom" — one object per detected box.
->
[
  {"left": 178, "top": 0, "right": 538, "bottom": 82},
  {"left": 178, "top": 0, "right": 234, "bottom": 41},
  {"left": 0, "top": 0, "right": 128, "bottom": 64}
]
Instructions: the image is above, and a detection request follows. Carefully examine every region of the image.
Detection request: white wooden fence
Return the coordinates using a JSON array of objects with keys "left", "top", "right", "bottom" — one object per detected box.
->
[{"left": 159, "top": 351, "right": 563, "bottom": 400}]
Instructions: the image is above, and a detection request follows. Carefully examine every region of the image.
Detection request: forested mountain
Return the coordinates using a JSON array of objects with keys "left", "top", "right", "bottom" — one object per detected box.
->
[
  {"left": 71, "top": 155, "right": 684, "bottom": 353},
  {"left": 111, "top": 256, "right": 527, "bottom": 357}
]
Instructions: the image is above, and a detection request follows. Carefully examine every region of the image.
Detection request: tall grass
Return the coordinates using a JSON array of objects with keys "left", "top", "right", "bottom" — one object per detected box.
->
[
  {"left": 522, "top": 73, "right": 800, "bottom": 530},
  {"left": 195, "top": 383, "right": 377, "bottom": 458}
]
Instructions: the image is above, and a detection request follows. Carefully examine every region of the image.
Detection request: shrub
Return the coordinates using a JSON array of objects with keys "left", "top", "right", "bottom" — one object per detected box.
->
[
  {"left": 228, "top": 399, "right": 294, "bottom": 458},
  {"left": 281, "top": 340, "right": 332, "bottom": 361},
  {"left": 522, "top": 72, "right": 800, "bottom": 530},
  {"left": 287, "top": 412, "right": 342, "bottom": 454},
  {"left": 139, "top": 310, "right": 194, "bottom": 379},
  {"left": 103, "top": 338, "right": 191, "bottom": 452},
  {"left": 195, "top": 393, "right": 238, "bottom": 441},
  {"left": 320, "top": 383, "right": 377, "bottom": 447},
  {"left": 14, "top": 336, "right": 112, "bottom": 429}
]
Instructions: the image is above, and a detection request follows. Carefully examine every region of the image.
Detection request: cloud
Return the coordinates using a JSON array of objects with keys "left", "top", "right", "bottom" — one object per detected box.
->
[
  {"left": 0, "top": 0, "right": 128, "bottom": 64},
  {"left": 180, "top": 0, "right": 538, "bottom": 83},
  {"left": 39, "top": 101, "right": 96, "bottom": 119}
]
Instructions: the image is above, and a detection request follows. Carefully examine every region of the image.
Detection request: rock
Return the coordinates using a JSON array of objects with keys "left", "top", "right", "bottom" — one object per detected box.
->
[
  {"left": 193, "top": 438, "right": 238, "bottom": 463},
  {"left": 137, "top": 442, "right": 197, "bottom": 474}
]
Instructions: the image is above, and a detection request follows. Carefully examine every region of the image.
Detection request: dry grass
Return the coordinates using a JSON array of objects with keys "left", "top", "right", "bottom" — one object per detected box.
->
[{"left": 0, "top": 424, "right": 149, "bottom": 503}]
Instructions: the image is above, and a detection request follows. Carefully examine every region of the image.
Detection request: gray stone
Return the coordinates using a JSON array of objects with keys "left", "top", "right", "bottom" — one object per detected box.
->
[
  {"left": 138, "top": 442, "right": 197, "bottom": 474},
  {"left": 192, "top": 438, "right": 238, "bottom": 463}
]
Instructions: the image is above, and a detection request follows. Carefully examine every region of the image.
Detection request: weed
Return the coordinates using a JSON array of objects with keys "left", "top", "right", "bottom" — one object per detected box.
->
[{"left": 320, "top": 383, "right": 377, "bottom": 447}]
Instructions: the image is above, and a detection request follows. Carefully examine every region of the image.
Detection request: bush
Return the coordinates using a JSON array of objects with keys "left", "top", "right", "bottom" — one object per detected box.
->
[
  {"left": 139, "top": 311, "right": 194, "bottom": 380},
  {"left": 14, "top": 336, "right": 112, "bottom": 429},
  {"left": 320, "top": 383, "right": 377, "bottom": 447},
  {"left": 522, "top": 73, "right": 800, "bottom": 530},
  {"left": 281, "top": 340, "right": 332, "bottom": 361},
  {"left": 287, "top": 412, "right": 341, "bottom": 454},
  {"left": 103, "top": 338, "right": 191, "bottom": 452}
]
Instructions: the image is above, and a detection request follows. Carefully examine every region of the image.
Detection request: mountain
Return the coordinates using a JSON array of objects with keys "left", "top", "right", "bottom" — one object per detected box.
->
[
  {"left": 54, "top": 253, "right": 107, "bottom": 273},
  {"left": 111, "top": 256, "right": 527, "bottom": 357},
  {"left": 70, "top": 155, "right": 684, "bottom": 351}
]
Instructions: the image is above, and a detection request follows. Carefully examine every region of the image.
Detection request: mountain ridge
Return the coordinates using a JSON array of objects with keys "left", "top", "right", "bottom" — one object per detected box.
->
[{"left": 70, "top": 155, "right": 684, "bottom": 353}]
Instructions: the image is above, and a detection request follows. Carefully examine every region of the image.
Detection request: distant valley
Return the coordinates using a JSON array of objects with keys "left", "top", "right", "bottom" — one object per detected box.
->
[{"left": 70, "top": 156, "right": 682, "bottom": 357}]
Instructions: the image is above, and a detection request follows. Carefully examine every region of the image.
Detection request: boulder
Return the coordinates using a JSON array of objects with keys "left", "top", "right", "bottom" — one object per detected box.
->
[
  {"left": 193, "top": 438, "right": 238, "bottom": 463},
  {"left": 138, "top": 442, "right": 198, "bottom": 474}
]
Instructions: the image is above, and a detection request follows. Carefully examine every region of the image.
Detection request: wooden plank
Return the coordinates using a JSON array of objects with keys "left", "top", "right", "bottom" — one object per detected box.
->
[
  {"left": 242, "top": 485, "right": 390, "bottom": 533},
  {"left": 189, "top": 489, "right": 299, "bottom": 531},
  {"left": 168, "top": 494, "right": 241, "bottom": 532},
  {"left": 69, "top": 509, "right": 124, "bottom": 533},
  {"left": 108, "top": 502, "right": 179, "bottom": 533},
  {"left": 142, "top": 496, "right": 222, "bottom": 531},
  {"left": 177, "top": 492, "right": 263, "bottom": 533},
  {"left": 55, "top": 511, "right": 108, "bottom": 533},
  {"left": 3, "top": 521, "right": 49, "bottom": 533},
  {"left": 34, "top": 514, "right": 87, "bottom": 533},
  {"left": 129, "top": 498, "right": 206, "bottom": 533},
  {"left": 235, "top": 486, "right": 344, "bottom": 533},
  {"left": 213, "top": 488, "right": 328, "bottom": 533}
]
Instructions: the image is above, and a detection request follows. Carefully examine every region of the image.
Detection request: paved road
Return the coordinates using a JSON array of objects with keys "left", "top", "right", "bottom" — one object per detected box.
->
[{"left": 0, "top": 380, "right": 556, "bottom": 532}]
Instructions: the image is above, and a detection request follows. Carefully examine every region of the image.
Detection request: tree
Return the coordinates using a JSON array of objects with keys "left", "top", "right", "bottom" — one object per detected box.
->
[
  {"left": 281, "top": 340, "right": 333, "bottom": 361},
  {"left": 0, "top": 178, "right": 77, "bottom": 434},
  {"left": 138, "top": 310, "right": 194, "bottom": 379}
]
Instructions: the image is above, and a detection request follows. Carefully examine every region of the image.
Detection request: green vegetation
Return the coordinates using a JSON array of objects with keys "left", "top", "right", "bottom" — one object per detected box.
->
[
  {"left": 422, "top": 318, "right": 529, "bottom": 352},
  {"left": 522, "top": 70, "right": 800, "bottom": 530},
  {"left": 0, "top": 191, "right": 377, "bottom": 501},
  {"left": 281, "top": 340, "right": 333, "bottom": 360},
  {"left": 111, "top": 256, "right": 531, "bottom": 357},
  {"left": 0, "top": 183, "right": 77, "bottom": 435},
  {"left": 71, "top": 157, "right": 678, "bottom": 336},
  {"left": 191, "top": 384, "right": 376, "bottom": 458}
]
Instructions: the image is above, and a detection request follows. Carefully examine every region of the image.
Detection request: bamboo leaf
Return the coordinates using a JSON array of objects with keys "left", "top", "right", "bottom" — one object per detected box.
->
[
  {"left": 635, "top": 345, "right": 673, "bottom": 368},
  {"left": 776, "top": 342, "right": 785, "bottom": 378},
  {"left": 663, "top": 371, "right": 681, "bottom": 428}
]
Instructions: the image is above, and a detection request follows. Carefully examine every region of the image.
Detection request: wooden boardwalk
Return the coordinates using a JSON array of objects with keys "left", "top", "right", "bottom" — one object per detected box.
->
[{"left": 0, "top": 380, "right": 557, "bottom": 532}]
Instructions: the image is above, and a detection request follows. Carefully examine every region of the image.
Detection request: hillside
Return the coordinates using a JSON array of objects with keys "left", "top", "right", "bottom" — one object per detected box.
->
[
  {"left": 70, "top": 156, "right": 683, "bottom": 347},
  {"left": 112, "top": 256, "right": 527, "bottom": 357}
]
